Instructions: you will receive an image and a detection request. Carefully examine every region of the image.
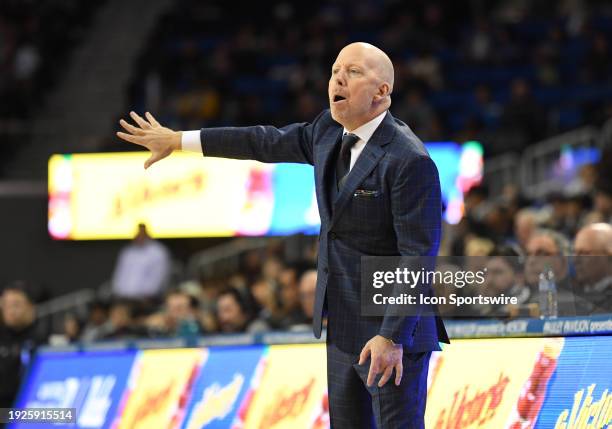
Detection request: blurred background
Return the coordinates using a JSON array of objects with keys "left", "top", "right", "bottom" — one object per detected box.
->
[{"left": 1, "top": 0, "right": 612, "bottom": 424}]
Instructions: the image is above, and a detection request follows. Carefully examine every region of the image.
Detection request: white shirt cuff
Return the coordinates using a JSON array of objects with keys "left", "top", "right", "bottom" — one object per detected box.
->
[{"left": 181, "top": 130, "right": 202, "bottom": 153}]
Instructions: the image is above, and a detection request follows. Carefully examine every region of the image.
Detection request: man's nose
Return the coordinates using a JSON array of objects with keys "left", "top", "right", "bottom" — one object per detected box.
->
[{"left": 335, "top": 71, "right": 346, "bottom": 86}]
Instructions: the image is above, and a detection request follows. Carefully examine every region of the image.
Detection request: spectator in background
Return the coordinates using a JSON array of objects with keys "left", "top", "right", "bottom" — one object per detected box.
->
[
  {"left": 111, "top": 223, "right": 170, "bottom": 301},
  {"left": 62, "top": 313, "right": 82, "bottom": 343},
  {"left": 524, "top": 229, "right": 576, "bottom": 316},
  {"left": 145, "top": 288, "right": 204, "bottom": 337},
  {"left": 249, "top": 276, "right": 279, "bottom": 328},
  {"left": 543, "top": 192, "right": 572, "bottom": 235},
  {"left": 450, "top": 185, "right": 492, "bottom": 256},
  {"left": 482, "top": 245, "right": 533, "bottom": 318},
  {"left": 514, "top": 208, "right": 541, "bottom": 251},
  {"left": 587, "top": 181, "right": 612, "bottom": 224},
  {"left": 92, "top": 300, "right": 143, "bottom": 340},
  {"left": 80, "top": 300, "right": 109, "bottom": 342},
  {"left": 573, "top": 223, "right": 612, "bottom": 315},
  {"left": 299, "top": 269, "right": 317, "bottom": 323},
  {"left": 0, "top": 283, "right": 46, "bottom": 407},
  {"left": 275, "top": 263, "right": 308, "bottom": 329},
  {"left": 160, "top": 288, "right": 203, "bottom": 337},
  {"left": 290, "top": 269, "right": 317, "bottom": 332},
  {"left": 216, "top": 287, "right": 269, "bottom": 334}
]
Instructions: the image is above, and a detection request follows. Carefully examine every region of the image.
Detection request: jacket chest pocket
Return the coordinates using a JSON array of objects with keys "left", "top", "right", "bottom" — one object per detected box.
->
[{"left": 346, "top": 179, "right": 389, "bottom": 228}]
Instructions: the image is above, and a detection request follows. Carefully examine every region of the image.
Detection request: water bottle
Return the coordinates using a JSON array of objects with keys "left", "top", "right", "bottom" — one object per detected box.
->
[{"left": 538, "top": 266, "right": 558, "bottom": 319}]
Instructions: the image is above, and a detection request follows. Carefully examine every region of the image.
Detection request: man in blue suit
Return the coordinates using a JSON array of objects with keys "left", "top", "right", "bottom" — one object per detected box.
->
[{"left": 118, "top": 42, "right": 449, "bottom": 428}]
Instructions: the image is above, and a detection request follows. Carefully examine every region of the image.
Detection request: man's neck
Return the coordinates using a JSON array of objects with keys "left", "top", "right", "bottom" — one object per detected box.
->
[{"left": 344, "top": 108, "right": 388, "bottom": 132}]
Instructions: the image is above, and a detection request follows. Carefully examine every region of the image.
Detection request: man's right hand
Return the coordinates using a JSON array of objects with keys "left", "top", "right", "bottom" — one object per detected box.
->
[{"left": 116, "top": 111, "right": 182, "bottom": 169}]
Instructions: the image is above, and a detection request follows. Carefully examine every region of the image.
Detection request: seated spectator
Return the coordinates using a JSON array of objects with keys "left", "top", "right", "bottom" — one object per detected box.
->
[
  {"left": 524, "top": 229, "right": 575, "bottom": 316},
  {"left": 216, "top": 287, "right": 269, "bottom": 334},
  {"left": 80, "top": 300, "right": 110, "bottom": 342},
  {"left": 62, "top": 313, "right": 83, "bottom": 343},
  {"left": 92, "top": 300, "right": 145, "bottom": 341},
  {"left": 514, "top": 208, "right": 541, "bottom": 251},
  {"left": 0, "top": 282, "right": 46, "bottom": 407},
  {"left": 482, "top": 245, "right": 534, "bottom": 318},
  {"left": 289, "top": 269, "right": 317, "bottom": 332},
  {"left": 249, "top": 277, "right": 280, "bottom": 328},
  {"left": 145, "top": 288, "right": 204, "bottom": 337},
  {"left": 586, "top": 181, "right": 612, "bottom": 224},
  {"left": 111, "top": 223, "right": 171, "bottom": 300},
  {"left": 155, "top": 288, "right": 204, "bottom": 337},
  {"left": 573, "top": 223, "right": 612, "bottom": 315},
  {"left": 274, "top": 263, "right": 308, "bottom": 329}
]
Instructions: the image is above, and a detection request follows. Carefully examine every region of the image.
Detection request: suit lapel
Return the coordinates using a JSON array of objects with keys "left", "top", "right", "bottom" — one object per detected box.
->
[
  {"left": 330, "top": 112, "right": 396, "bottom": 227},
  {"left": 315, "top": 127, "right": 343, "bottom": 223}
]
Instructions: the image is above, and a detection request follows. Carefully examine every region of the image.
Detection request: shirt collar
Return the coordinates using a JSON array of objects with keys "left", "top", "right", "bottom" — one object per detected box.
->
[{"left": 343, "top": 111, "right": 387, "bottom": 143}]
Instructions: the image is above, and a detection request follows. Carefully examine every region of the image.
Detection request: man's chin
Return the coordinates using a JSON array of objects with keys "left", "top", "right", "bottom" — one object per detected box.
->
[{"left": 330, "top": 108, "right": 347, "bottom": 125}]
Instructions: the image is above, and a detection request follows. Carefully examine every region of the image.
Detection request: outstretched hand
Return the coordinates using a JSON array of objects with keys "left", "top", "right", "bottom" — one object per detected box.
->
[{"left": 116, "top": 111, "right": 182, "bottom": 169}]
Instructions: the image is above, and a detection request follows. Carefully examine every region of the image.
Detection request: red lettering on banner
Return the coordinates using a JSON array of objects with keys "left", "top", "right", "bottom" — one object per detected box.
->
[
  {"left": 128, "top": 382, "right": 174, "bottom": 428},
  {"left": 434, "top": 373, "right": 510, "bottom": 428},
  {"left": 113, "top": 172, "right": 206, "bottom": 218},
  {"left": 259, "top": 377, "right": 315, "bottom": 428}
]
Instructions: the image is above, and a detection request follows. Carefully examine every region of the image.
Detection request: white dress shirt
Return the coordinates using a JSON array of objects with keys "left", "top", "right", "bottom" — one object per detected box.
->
[
  {"left": 181, "top": 111, "right": 387, "bottom": 173},
  {"left": 111, "top": 239, "right": 170, "bottom": 298}
]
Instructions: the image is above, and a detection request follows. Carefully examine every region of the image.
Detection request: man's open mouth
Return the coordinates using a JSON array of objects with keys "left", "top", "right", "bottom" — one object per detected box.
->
[{"left": 333, "top": 95, "right": 347, "bottom": 102}]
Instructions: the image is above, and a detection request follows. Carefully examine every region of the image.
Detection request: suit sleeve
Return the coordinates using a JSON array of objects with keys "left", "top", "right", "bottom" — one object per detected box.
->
[
  {"left": 198, "top": 111, "right": 328, "bottom": 165},
  {"left": 379, "top": 155, "right": 442, "bottom": 343}
]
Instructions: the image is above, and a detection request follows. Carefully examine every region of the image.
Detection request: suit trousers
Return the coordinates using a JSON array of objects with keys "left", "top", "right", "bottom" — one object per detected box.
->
[{"left": 326, "top": 340, "right": 431, "bottom": 429}]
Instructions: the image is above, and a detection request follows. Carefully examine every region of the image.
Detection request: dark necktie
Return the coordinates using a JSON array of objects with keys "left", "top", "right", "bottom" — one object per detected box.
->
[{"left": 336, "top": 133, "right": 359, "bottom": 189}]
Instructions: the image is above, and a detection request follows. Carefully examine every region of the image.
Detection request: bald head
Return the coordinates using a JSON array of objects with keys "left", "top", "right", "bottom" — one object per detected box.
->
[
  {"left": 574, "top": 223, "right": 612, "bottom": 255},
  {"left": 574, "top": 223, "right": 612, "bottom": 287},
  {"left": 329, "top": 42, "right": 395, "bottom": 130},
  {"left": 340, "top": 42, "right": 395, "bottom": 90}
]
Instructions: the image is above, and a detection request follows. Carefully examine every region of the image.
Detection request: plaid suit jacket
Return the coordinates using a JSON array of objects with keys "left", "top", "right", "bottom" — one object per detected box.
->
[{"left": 201, "top": 109, "right": 450, "bottom": 354}]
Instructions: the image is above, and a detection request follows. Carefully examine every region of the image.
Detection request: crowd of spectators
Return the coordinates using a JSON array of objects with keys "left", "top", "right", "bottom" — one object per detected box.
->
[{"left": 119, "top": 0, "right": 612, "bottom": 158}]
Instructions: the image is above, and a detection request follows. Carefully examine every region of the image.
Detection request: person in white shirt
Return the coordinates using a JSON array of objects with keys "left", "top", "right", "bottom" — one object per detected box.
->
[{"left": 111, "top": 223, "right": 170, "bottom": 300}]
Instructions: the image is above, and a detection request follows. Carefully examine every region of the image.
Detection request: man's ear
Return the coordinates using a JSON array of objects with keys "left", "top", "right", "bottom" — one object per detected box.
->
[{"left": 373, "top": 82, "right": 391, "bottom": 102}]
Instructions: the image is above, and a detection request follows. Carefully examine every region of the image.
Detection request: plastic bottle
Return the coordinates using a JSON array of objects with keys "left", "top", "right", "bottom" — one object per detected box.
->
[{"left": 538, "top": 265, "right": 558, "bottom": 318}]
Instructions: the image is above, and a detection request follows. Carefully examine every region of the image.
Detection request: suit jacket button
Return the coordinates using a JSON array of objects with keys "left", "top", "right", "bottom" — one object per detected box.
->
[
  {"left": 329, "top": 232, "right": 337, "bottom": 240},
  {"left": 323, "top": 267, "right": 329, "bottom": 274}
]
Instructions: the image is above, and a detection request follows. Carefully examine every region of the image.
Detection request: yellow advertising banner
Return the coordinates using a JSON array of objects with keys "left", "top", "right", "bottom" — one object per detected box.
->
[
  {"left": 426, "top": 337, "right": 563, "bottom": 429},
  {"left": 240, "top": 344, "right": 328, "bottom": 429},
  {"left": 114, "top": 348, "right": 205, "bottom": 429},
  {"left": 48, "top": 152, "right": 276, "bottom": 239}
]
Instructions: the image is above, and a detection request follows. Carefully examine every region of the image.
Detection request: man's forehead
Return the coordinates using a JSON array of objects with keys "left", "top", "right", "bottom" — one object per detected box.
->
[
  {"left": 332, "top": 56, "right": 370, "bottom": 68},
  {"left": 334, "top": 47, "right": 376, "bottom": 66}
]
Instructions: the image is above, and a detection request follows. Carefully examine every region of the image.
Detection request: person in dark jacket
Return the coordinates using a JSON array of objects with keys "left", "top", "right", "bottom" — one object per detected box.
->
[{"left": 0, "top": 282, "right": 46, "bottom": 407}]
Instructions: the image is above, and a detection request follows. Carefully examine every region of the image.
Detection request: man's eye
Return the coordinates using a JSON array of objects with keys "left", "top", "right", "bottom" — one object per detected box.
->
[{"left": 350, "top": 69, "right": 360, "bottom": 74}]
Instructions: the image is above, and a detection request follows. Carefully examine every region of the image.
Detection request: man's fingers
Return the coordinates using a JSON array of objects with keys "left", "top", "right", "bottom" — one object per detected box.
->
[
  {"left": 145, "top": 112, "right": 160, "bottom": 127},
  {"left": 119, "top": 119, "right": 145, "bottom": 135},
  {"left": 377, "top": 366, "right": 394, "bottom": 388},
  {"left": 394, "top": 361, "right": 403, "bottom": 386},
  {"left": 144, "top": 153, "right": 159, "bottom": 169},
  {"left": 130, "top": 111, "right": 152, "bottom": 129},
  {"left": 358, "top": 344, "right": 371, "bottom": 366},
  {"left": 366, "top": 359, "right": 380, "bottom": 387},
  {"left": 116, "top": 131, "right": 147, "bottom": 147}
]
